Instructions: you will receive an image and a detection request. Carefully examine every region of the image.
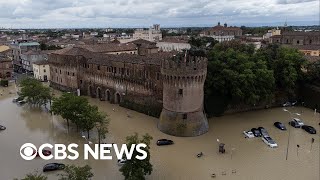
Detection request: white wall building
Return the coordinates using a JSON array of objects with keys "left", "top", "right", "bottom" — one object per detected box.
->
[
  {"left": 33, "top": 61, "right": 50, "bottom": 81},
  {"left": 157, "top": 38, "right": 191, "bottom": 52},
  {"left": 133, "top": 24, "right": 162, "bottom": 42}
]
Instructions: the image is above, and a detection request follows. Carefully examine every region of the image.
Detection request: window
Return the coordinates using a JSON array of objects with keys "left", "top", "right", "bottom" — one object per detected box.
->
[
  {"left": 60, "top": 78, "right": 62, "bottom": 83},
  {"left": 97, "top": 65, "right": 100, "bottom": 70},
  {"left": 43, "top": 69, "right": 46, "bottom": 73},
  {"left": 178, "top": 89, "right": 183, "bottom": 96},
  {"left": 183, "top": 114, "right": 187, "bottom": 119},
  {"left": 80, "top": 80, "right": 83, "bottom": 84},
  {"left": 55, "top": 69, "right": 57, "bottom": 73},
  {"left": 73, "top": 73, "right": 75, "bottom": 76},
  {"left": 60, "top": 70, "right": 61, "bottom": 74},
  {"left": 297, "top": 40, "right": 300, "bottom": 44}
]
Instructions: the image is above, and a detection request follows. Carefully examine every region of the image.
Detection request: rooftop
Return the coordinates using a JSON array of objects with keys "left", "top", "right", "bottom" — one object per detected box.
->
[{"left": 33, "top": 60, "right": 50, "bottom": 65}]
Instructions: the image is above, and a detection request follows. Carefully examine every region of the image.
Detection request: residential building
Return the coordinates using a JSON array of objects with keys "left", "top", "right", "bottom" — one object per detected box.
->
[
  {"left": 10, "top": 41, "right": 40, "bottom": 72},
  {"left": 157, "top": 37, "right": 191, "bottom": 52},
  {"left": 133, "top": 24, "right": 162, "bottom": 42},
  {"left": 269, "top": 31, "right": 320, "bottom": 45},
  {"left": 21, "top": 50, "right": 52, "bottom": 73},
  {"left": 33, "top": 60, "right": 50, "bottom": 81},
  {"left": 200, "top": 22, "right": 242, "bottom": 42},
  {"left": 263, "top": 28, "right": 281, "bottom": 39},
  {"left": 0, "top": 45, "right": 13, "bottom": 79}
]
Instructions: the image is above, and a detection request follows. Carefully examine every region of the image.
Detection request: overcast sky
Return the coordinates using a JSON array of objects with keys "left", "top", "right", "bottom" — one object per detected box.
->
[{"left": 0, "top": 0, "right": 319, "bottom": 28}]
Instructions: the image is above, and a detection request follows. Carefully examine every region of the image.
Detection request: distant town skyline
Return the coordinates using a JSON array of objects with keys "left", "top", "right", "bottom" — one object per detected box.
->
[{"left": 0, "top": 0, "right": 319, "bottom": 28}]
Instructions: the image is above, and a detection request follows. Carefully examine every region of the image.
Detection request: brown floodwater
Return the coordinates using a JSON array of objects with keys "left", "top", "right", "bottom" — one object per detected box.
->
[{"left": 0, "top": 84, "right": 319, "bottom": 180}]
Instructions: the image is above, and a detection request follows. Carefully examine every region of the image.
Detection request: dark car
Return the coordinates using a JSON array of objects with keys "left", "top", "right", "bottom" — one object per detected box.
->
[
  {"left": 0, "top": 125, "right": 6, "bottom": 130},
  {"left": 302, "top": 125, "right": 317, "bottom": 134},
  {"left": 251, "top": 128, "right": 262, "bottom": 137},
  {"left": 157, "top": 139, "right": 174, "bottom": 146},
  {"left": 43, "top": 163, "right": 65, "bottom": 172},
  {"left": 289, "top": 121, "right": 300, "bottom": 128},
  {"left": 33, "top": 149, "right": 52, "bottom": 157},
  {"left": 274, "top": 122, "right": 287, "bottom": 130}
]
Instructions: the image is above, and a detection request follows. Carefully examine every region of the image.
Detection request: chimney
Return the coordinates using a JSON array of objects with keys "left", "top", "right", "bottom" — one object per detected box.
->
[
  {"left": 224, "top": 23, "right": 227, "bottom": 27},
  {"left": 136, "top": 43, "right": 142, "bottom": 55},
  {"left": 218, "top": 22, "right": 221, "bottom": 26}
]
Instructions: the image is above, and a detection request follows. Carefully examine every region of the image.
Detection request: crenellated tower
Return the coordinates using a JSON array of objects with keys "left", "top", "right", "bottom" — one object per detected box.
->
[{"left": 158, "top": 51, "right": 209, "bottom": 137}]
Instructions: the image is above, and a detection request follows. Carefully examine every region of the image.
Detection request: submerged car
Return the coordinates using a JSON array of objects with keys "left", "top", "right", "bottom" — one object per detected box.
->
[
  {"left": 262, "top": 136, "right": 278, "bottom": 148},
  {"left": 289, "top": 118, "right": 304, "bottom": 128},
  {"left": 258, "top": 127, "right": 269, "bottom": 137},
  {"left": 289, "top": 121, "right": 300, "bottom": 128},
  {"left": 243, "top": 131, "right": 255, "bottom": 138},
  {"left": 12, "top": 97, "right": 23, "bottom": 103},
  {"left": 33, "top": 149, "right": 52, "bottom": 157},
  {"left": 0, "top": 125, "right": 6, "bottom": 130},
  {"left": 157, "top": 139, "right": 174, "bottom": 146},
  {"left": 43, "top": 163, "right": 65, "bottom": 172},
  {"left": 17, "top": 100, "right": 27, "bottom": 105},
  {"left": 282, "top": 101, "right": 297, "bottom": 107},
  {"left": 274, "top": 122, "right": 286, "bottom": 130},
  {"left": 251, "top": 128, "right": 262, "bottom": 137},
  {"left": 117, "top": 158, "right": 127, "bottom": 166},
  {"left": 302, "top": 125, "right": 317, "bottom": 134}
]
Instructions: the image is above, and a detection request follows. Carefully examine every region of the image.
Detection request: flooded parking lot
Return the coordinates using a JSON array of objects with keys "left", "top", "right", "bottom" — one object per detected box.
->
[{"left": 0, "top": 85, "right": 319, "bottom": 180}]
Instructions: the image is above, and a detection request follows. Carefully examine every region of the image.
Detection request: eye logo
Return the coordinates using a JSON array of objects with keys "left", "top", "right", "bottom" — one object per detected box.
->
[{"left": 20, "top": 143, "right": 37, "bottom": 160}]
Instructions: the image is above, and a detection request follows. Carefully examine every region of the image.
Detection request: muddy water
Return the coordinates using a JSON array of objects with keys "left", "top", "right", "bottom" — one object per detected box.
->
[{"left": 0, "top": 84, "right": 319, "bottom": 180}]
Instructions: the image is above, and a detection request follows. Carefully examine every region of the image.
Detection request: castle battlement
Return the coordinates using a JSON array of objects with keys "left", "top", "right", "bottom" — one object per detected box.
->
[{"left": 161, "top": 53, "right": 207, "bottom": 77}]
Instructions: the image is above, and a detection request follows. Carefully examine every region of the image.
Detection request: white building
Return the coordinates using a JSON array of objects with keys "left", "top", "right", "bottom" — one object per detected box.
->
[
  {"left": 263, "top": 28, "right": 281, "bottom": 39},
  {"left": 157, "top": 37, "right": 191, "bottom": 52},
  {"left": 133, "top": 24, "right": 162, "bottom": 42},
  {"left": 33, "top": 60, "right": 50, "bottom": 81}
]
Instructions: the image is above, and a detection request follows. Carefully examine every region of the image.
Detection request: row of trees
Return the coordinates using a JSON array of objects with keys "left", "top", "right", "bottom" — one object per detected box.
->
[
  {"left": 203, "top": 41, "right": 306, "bottom": 116},
  {"left": 17, "top": 165, "right": 93, "bottom": 180}
]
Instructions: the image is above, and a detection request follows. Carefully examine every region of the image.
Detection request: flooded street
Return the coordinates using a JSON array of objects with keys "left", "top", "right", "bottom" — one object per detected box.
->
[{"left": 0, "top": 84, "right": 319, "bottom": 180}]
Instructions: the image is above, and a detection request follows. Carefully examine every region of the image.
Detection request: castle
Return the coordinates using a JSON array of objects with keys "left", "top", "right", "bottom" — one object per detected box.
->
[{"left": 48, "top": 41, "right": 208, "bottom": 137}]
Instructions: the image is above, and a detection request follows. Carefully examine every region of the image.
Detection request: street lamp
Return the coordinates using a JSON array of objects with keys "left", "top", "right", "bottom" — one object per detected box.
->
[{"left": 283, "top": 108, "right": 301, "bottom": 160}]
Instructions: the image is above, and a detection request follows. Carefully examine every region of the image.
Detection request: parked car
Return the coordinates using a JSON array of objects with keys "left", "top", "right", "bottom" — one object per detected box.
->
[
  {"left": 302, "top": 125, "right": 317, "bottom": 134},
  {"left": 289, "top": 121, "right": 300, "bottom": 128},
  {"left": 43, "top": 163, "right": 65, "bottom": 172},
  {"left": 274, "top": 122, "right": 286, "bottom": 130},
  {"left": 156, "top": 139, "right": 174, "bottom": 146},
  {"left": 292, "top": 118, "right": 304, "bottom": 127},
  {"left": 117, "top": 158, "right": 127, "bottom": 166},
  {"left": 12, "top": 97, "right": 23, "bottom": 103},
  {"left": 251, "top": 128, "right": 262, "bottom": 137},
  {"left": 262, "top": 136, "right": 278, "bottom": 148},
  {"left": 258, "top": 127, "right": 269, "bottom": 137},
  {"left": 243, "top": 131, "right": 255, "bottom": 138},
  {"left": 0, "top": 125, "right": 6, "bottom": 130}
]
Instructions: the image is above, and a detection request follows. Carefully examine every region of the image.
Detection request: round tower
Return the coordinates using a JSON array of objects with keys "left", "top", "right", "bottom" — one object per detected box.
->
[{"left": 158, "top": 51, "right": 209, "bottom": 137}]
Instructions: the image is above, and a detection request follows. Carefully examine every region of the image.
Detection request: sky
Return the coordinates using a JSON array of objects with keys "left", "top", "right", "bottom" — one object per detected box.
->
[{"left": 0, "top": 0, "right": 319, "bottom": 28}]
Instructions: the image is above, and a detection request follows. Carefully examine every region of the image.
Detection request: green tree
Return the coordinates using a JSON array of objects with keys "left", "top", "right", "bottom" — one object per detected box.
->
[
  {"left": 205, "top": 41, "right": 275, "bottom": 116},
  {"left": 78, "top": 105, "right": 102, "bottom": 139},
  {"left": 95, "top": 113, "right": 110, "bottom": 146},
  {"left": 120, "top": 133, "right": 153, "bottom": 180},
  {"left": 15, "top": 172, "right": 47, "bottom": 180},
  {"left": 304, "top": 61, "right": 320, "bottom": 85},
  {"left": 19, "top": 77, "right": 51, "bottom": 106},
  {"left": 58, "top": 165, "right": 93, "bottom": 180},
  {"left": 257, "top": 44, "right": 306, "bottom": 96},
  {"left": 51, "top": 93, "right": 89, "bottom": 130}
]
